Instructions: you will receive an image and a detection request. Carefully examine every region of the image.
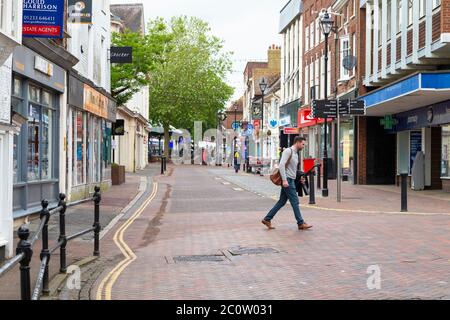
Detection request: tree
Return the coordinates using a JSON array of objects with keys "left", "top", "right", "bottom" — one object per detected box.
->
[
  {"left": 148, "top": 16, "right": 234, "bottom": 158},
  {"left": 111, "top": 19, "right": 173, "bottom": 106}
]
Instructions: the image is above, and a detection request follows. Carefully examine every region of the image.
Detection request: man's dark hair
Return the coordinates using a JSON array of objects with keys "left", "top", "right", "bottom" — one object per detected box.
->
[{"left": 293, "top": 136, "right": 306, "bottom": 144}]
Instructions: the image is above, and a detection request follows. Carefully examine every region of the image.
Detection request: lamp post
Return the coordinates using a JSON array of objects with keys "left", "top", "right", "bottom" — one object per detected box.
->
[
  {"left": 320, "top": 11, "right": 334, "bottom": 198},
  {"left": 259, "top": 77, "right": 268, "bottom": 176},
  {"left": 217, "top": 110, "right": 227, "bottom": 166}
]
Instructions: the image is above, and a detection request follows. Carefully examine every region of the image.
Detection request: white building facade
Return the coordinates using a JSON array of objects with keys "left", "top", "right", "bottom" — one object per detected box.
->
[
  {"left": 65, "top": 0, "right": 115, "bottom": 202},
  {"left": 0, "top": 0, "right": 22, "bottom": 258},
  {"left": 279, "top": 0, "right": 303, "bottom": 149}
]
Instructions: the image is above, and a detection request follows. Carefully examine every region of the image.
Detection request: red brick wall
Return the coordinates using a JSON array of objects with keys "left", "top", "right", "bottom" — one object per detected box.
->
[
  {"left": 357, "top": 116, "right": 367, "bottom": 185},
  {"left": 441, "top": 0, "right": 450, "bottom": 33}
]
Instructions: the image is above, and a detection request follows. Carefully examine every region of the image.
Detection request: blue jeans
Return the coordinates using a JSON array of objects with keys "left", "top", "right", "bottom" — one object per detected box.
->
[{"left": 264, "top": 178, "right": 305, "bottom": 225}]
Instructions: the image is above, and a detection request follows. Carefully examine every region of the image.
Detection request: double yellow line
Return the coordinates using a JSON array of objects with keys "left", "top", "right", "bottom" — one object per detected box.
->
[{"left": 96, "top": 182, "right": 158, "bottom": 300}]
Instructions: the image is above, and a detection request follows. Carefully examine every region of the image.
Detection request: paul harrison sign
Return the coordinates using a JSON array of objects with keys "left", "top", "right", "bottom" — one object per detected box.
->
[{"left": 22, "top": 0, "right": 65, "bottom": 38}]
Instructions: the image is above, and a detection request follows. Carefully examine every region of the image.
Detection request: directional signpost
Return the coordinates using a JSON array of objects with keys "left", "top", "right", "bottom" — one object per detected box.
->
[
  {"left": 311, "top": 99, "right": 366, "bottom": 118},
  {"left": 311, "top": 99, "right": 366, "bottom": 203}
]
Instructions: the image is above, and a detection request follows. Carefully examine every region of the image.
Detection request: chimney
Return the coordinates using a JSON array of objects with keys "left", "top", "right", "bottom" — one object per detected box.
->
[{"left": 267, "top": 44, "right": 281, "bottom": 71}]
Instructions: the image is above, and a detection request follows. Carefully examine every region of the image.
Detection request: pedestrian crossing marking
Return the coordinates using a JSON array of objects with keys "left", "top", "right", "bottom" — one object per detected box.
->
[{"left": 233, "top": 188, "right": 244, "bottom": 191}]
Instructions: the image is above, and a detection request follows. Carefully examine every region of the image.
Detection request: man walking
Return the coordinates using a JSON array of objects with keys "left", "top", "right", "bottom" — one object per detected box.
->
[{"left": 262, "top": 136, "right": 313, "bottom": 230}]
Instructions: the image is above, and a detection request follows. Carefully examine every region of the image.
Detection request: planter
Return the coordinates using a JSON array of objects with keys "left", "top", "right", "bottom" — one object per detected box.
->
[{"left": 111, "top": 165, "right": 126, "bottom": 185}]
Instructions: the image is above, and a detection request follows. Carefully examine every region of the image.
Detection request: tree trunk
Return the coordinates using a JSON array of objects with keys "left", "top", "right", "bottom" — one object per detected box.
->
[{"left": 164, "top": 125, "right": 170, "bottom": 159}]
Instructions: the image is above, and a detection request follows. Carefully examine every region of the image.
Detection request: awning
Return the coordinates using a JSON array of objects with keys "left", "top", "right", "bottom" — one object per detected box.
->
[{"left": 360, "top": 72, "right": 450, "bottom": 116}]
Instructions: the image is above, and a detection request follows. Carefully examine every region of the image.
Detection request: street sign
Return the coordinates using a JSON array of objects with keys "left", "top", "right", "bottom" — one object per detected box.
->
[
  {"left": 311, "top": 100, "right": 366, "bottom": 118},
  {"left": 232, "top": 121, "right": 241, "bottom": 130},
  {"left": 311, "top": 100, "right": 338, "bottom": 119},
  {"left": 284, "top": 127, "right": 299, "bottom": 135}
]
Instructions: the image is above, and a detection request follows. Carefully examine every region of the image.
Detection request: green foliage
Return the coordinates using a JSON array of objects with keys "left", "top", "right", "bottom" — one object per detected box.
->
[
  {"left": 111, "top": 19, "right": 172, "bottom": 106},
  {"left": 148, "top": 16, "right": 234, "bottom": 131}
]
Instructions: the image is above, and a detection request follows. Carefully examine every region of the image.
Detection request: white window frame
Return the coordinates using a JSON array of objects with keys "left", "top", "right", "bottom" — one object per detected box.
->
[
  {"left": 310, "top": 22, "right": 314, "bottom": 49},
  {"left": 340, "top": 36, "right": 350, "bottom": 81},
  {"left": 305, "top": 25, "right": 309, "bottom": 52},
  {"left": 432, "top": 0, "right": 441, "bottom": 9},
  {"left": 304, "top": 64, "right": 309, "bottom": 104},
  {"left": 315, "top": 18, "right": 320, "bottom": 46}
]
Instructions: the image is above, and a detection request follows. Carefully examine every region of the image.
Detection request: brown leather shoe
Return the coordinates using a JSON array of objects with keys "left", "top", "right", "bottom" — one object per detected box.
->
[
  {"left": 262, "top": 220, "right": 275, "bottom": 230},
  {"left": 298, "top": 223, "right": 313, "bottom": 230}
]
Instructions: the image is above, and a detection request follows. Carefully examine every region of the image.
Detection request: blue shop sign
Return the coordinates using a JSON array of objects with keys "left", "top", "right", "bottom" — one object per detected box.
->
[
  {"left": 22, "top": 0, "right": 65, "bottom": 38},
  {"left": 394, "top": 101, "right": 450, "bottom": 132}
]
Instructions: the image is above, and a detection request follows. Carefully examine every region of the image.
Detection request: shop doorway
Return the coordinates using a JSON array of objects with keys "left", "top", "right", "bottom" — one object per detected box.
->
[{"left": 366, "top": 117, "right": 396, "bottom": 184}]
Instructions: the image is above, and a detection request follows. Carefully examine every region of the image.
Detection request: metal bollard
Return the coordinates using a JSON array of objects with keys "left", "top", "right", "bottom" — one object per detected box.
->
[
  {"left": 309, "top": 170, "right": 316, "bottom": 205},
  {"left": 93, "top": 186, "right": 101, "bottom": 256},
  {"left": 160, "top": 156, "right": 164, "bottom": 175},
  {"left": 40, "top": 200, "right": 50, "bottom": 295},
  {"left": 401, "top": 173, "right": 408, "bottom": 212},
  {"left": 317, "top": 164, "right": 321, "bottom": 190},
  {"left": 16, "top": 226, "right": 32, "bottom": 300},
  {"left": 58, "top": 194, "right": 67, "bottom": 273}
]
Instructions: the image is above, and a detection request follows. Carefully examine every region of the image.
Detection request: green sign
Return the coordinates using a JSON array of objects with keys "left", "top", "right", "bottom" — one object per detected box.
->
[{"left": 380, "top": 115, "right": 396, "bottom": 130}]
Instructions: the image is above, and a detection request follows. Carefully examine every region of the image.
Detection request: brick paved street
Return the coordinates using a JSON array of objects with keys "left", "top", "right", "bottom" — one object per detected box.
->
[{"left": 89, "top": 165, "right": 450, "bottom": 300}]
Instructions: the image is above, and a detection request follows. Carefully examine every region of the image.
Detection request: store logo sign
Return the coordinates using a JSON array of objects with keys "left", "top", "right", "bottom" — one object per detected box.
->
[
  {"left": 110, "top": 47, "right": 133, "bottom": 64},
  {"left": 34, "top": 56, "right": 54, "bottom": 76},
  {"left": 279, "top": 116, "right": 291, "bottom": 127}
]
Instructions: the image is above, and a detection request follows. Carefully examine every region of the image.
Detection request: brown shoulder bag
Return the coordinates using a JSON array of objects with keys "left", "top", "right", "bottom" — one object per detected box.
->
[{"left": 270, "top": 148, "right": 293, "bottom": 186}]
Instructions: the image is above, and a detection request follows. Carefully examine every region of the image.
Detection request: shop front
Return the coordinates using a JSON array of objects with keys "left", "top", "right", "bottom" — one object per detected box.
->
[
  {"left": 393, "top": 101, "right": 450, "bottom": 191},
  {"left": 11, "top": 45, "right": 66, "bottom": 218},
  {"left": 66, "top": 72, "right": 116, "bottom": 202},
  {"left": 298, "top": 108, "right": 336, "bottom": 178},
  {"left": 361, "top": 72, "right": 450, "bottom": 190}
]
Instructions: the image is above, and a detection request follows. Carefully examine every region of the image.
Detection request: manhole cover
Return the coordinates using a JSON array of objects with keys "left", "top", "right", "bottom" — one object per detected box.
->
[
  {"left": 173, "top": 255, "right": 225, "bottom": 263},
  {"left": 228, "top": 247, "right": 279, "bottom": 256}
]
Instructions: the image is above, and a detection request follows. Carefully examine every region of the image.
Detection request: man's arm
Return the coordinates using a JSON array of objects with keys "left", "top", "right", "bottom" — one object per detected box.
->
[{"left": 279, "top": 148, "right": 291, "bottom": 182}]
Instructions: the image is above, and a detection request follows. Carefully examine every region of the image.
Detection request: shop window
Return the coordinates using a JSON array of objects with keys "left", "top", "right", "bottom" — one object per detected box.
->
[
  {"left": 41, "top": 109, "right": 53, "bottom": 180},
  {"left": 442, "top": 125, "right": 450, "bottom": 178},
  {"left": 73, "top": 110, "right": 86, "bottom": 186},
  {"left": 13, "top": 134, "right": 19, "bottom": 183},
  {"left": 27, "top": 104, "right": 40, "bottom": 181}
]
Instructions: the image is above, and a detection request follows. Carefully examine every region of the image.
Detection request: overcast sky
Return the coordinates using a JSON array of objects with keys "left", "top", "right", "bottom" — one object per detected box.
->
[{"left": 110, "top": 0, "right": 287, "bottom": 102}]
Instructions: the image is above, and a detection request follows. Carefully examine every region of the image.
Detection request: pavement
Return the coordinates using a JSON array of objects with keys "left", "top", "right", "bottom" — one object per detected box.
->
[
  {"left": 2, "top": 163, "right": 450, "bottom": 300},
  {"left": 85, "top": 164, "right": 450, "bottom": 300},
  {"left": 0, "top": 167, "right": 156, "bottom": 300}
]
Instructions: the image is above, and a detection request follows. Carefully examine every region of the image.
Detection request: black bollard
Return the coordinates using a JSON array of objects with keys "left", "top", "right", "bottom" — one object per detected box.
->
[
  {"left": 401, "top": 173, "right": 408, "bottom": 212},
  {"left": 16, "top": 225, "right": 32, "bottom": 300},
  {"left": 309, "top": 170, "right": 316, "bottom": 205},
  {"left": 317, "top": 164, "right": 321, "bottom": 190},
  {"left": 58, "top": 194, "right": 67, "bottom": 273},
  {"left": 93, "top": 186, "right": 101, "bottom": 256},
  {"left": 40, "top": 200, "right": 50, "bottom": 295},
  {"left": 160, "top": 156, "right": 164, "bottom": 175}
]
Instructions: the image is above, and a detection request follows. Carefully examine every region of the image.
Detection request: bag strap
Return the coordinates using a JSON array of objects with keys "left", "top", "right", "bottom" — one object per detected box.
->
[{"left": 285, "top": 148, "right": 293, "bottom": 168}]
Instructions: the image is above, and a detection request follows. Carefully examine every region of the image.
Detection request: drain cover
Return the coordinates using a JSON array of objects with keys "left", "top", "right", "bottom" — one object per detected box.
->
[
  {"left": 173, "top": 255, "right": 225, "bottom": 263},
  {"left": 228, "top": 247, "right": 279, "bottom": 256}
]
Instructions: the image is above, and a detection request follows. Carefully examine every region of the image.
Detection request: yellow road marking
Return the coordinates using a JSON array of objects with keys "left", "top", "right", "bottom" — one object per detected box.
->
[{"left": 96, "top": 182, "right": 158, "bottom": 300}]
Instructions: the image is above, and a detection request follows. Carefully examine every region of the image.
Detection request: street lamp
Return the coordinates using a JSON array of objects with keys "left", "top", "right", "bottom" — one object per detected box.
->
[
  {"left": 259, "top": 77, "right": 268, "bottom": 176},
  {"left": 320, "top": 10, "right": 334, "bottom": 198},
  {"left": 233, "top": 104, "right": 238, "bottom": 169},
  {"left": 217, "top": 110, "right": 227, "bottom": 166}
]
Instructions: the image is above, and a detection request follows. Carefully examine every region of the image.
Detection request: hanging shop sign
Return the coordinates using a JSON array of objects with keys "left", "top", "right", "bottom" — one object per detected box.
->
[
  {"left": 110, "top": 47, "right": 133, "bottom": 64},
  {"left": 279, "top": 116, "right": 291, "bottom": 127},
  {"left": 268, "top": 119, "right": 279, "bottom": 129},
  {"left": 112, "top": 119, "right": 125, "bottom": 136},
  {"left": 22, "top": 0, "right": 65, "bottom": 38},
  {"left": 284, "top": 127, "right": 299, "bottom": 135},
  {"left": 83, "top": 84, "right": 108, "bottom": 119},
  {"left": 68, "top": 0, "right": 92, "bottom": 24}
]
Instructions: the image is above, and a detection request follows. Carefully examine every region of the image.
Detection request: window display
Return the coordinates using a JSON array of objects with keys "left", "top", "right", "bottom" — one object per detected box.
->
[{"left": 442, "top": 125, "right": 450, "bottom": 178}]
